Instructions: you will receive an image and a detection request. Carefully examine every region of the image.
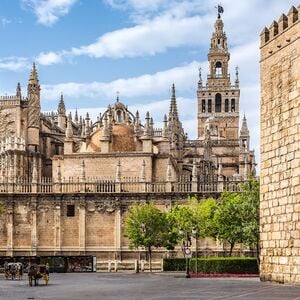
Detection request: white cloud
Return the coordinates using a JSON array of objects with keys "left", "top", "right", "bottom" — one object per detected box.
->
[
  {"left": 36, "top": 51, "right": 63, "bottom": 65},
  {"left": 41, "top": 60, "right": 201, "bottom": 100},
  {"left": 22, "top": 0, "right": 78, "bottom": 26},
  {"left": 1, "top": 17, "right": 12, "bottom": 27},
  {"left": 71, "top": 15, "right": 212, "bottom": 59},
  {"left": 33, "top": 0, "right": 295, "bottom": 64},
  {"left": 0, "top": 57, "right": 30, "bottom": 71}
]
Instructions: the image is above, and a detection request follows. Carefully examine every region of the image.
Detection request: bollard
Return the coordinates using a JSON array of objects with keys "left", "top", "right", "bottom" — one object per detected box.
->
[{"left": 108, "top": 260, "right": 112, "bottom": 272}]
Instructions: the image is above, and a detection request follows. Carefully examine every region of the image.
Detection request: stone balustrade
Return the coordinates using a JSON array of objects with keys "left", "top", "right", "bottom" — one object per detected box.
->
[{"left": 0, "top": 176, "right": 242, "bottom": 194}]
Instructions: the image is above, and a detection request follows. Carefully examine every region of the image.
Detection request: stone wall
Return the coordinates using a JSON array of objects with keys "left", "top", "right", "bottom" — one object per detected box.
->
[
  {"left": 0, "top": 192, "right": 228, "bottom": 261},
  {"left": 260, "top": 6, "right": 300, "bottom": 284}
]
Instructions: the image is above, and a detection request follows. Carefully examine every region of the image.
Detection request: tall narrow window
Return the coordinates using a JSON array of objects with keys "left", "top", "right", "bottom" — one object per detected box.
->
[
  {"left": 215, "top": 61, "right": 222, "bottom": 77},
  {"left": 215, "top": 93, "right": 222, "bottom": 113},
  {"left": 231, "top": 99, "right": 236, "bottom": 112},
  {"left": 225, "top": 99, "right": 229, "bottom": 112},
  {"left": 202, "top": 99, "right": 206, "bottom": 113},
  {"left": 208, "top": 99, "right": 212, "bottom": 113},
  {"left": 116, "top": 110, "right": 122, "bottom": 122},
  {"left": 67, "top": 205, "right": 75, "bottom": 217}
]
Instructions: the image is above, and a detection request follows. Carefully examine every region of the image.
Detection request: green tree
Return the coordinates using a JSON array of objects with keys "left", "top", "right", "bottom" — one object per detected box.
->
[
  {"left": 240, "top": 178, "right": 260, "bottom": 263},
  {"left": 190, "top": 197, "right": 218, "bottom": 238},
  {"left": 125, "top": 203, "right": 169, "bottom": 271},
  {"left": 167, "top": 204, "right": 194, "bottom": 236},
  {"left": 214, "top": 192, "right": 244, "bottom": 256}
]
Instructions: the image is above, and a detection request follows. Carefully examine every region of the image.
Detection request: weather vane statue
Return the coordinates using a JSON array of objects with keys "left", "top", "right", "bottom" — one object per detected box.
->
[{"left": 215, "top": 4, "right": 224, "bottom": 19}]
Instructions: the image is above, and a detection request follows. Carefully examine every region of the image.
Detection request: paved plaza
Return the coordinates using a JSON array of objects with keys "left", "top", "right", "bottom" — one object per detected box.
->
[{"left": 1, "top": 273, "right": 300, "bottom": 300}]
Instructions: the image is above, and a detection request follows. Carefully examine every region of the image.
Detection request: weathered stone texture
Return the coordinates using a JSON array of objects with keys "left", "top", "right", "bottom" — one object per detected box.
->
[{"left": 260, "top": 7, "right": 300, "bottom": 284}]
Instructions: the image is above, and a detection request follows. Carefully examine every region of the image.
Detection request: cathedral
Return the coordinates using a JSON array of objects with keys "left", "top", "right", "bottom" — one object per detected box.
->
[{"left": 0, "top": 13, "right": 255, "bottom": 271}]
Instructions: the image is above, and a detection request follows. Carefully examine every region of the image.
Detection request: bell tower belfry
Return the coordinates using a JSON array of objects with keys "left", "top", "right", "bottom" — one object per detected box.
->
[{"left": 197, "top": 8, "right": 240, "bottom": 140}]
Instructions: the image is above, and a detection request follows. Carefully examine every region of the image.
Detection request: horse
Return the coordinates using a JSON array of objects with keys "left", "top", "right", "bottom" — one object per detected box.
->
[{"left": 28, "top": 265, "right": 49, "bottom": 286}]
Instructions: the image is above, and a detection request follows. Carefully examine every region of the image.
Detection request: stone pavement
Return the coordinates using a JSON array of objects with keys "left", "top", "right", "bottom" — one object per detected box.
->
[{"left": 1, "top": 272, "right": 300, "bottom": 300}]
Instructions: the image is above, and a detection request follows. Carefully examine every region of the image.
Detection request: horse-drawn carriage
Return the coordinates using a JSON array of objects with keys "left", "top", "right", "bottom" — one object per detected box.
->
[
  {"left": 4, "top": 262, "right": 23, "bottom": 280},
  {"left": 28, "top": 264, "right": 49, "bottom": 286}
]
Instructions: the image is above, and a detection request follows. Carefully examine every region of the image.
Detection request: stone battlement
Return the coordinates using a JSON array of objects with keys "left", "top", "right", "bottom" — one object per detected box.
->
[{"left": 260, "top": 6, "right": 299, "bottom": 47}]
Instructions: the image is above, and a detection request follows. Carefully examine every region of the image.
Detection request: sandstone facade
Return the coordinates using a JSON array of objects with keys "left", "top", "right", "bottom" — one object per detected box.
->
[
  {"left": 0, "top": 14, "right": 256, "bottom": 266},
  {"left": 260, "top": 5, "right": 300, "bottom": 284}
]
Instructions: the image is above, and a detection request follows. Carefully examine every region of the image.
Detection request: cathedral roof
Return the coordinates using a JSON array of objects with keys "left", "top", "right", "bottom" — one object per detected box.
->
[{"left": 86, "top": 123, "right": 136, "bottom": 153}]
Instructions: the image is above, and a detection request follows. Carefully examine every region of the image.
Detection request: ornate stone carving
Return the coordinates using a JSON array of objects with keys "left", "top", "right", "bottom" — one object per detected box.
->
[{"left": 0, "top": 108, "right": 15, "bottom": 136}]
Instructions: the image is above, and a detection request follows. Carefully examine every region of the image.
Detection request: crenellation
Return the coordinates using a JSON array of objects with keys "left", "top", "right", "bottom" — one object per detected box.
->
[
  {"left": 269, "top": 20, "right": 279, "bottom": 39},
  {"left": 261, "top": 6, "right": 300, "bottom": 47},
  {"left": 279, "top": 14, "right": 288, "bottom": 32}
]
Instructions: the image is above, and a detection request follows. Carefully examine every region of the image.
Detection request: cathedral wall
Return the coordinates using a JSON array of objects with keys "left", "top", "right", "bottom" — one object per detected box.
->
[
  {"left": 260, "top": 10, "right": 300, "bottom": 284},
  {"left": 54, "top": 154, "right": 153, "bottom": 180},
  {"left": 37, "top": 200, "right": 55, "bottom": 248},
  {"left": 85, "top": 202, "right": 115, "bottom": 247},
  {"left": 61, "top": 203, "right": 80, "bottom": 247},
  {"left": 13, "top": 200, "right": 32, "bottom": 249},
  {"left": 0, "top": 208, "right": 7, "bottom": 252},
  {"left": 153, "top": 157, "right": 175, "bottom": 181}
]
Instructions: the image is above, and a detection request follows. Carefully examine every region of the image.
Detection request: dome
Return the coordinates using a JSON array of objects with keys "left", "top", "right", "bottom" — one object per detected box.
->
[
  {"left": 112, "top": 124, "right": 136, "bottom": 152},
  {"left": 112, "top": 100, "right": 126, "bottom": 110},
  {"left": 85, "top": 124, "right": 136, "bottom": 153}
]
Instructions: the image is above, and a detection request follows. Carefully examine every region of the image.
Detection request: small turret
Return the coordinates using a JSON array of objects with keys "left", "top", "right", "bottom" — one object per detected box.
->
[
  {"left": 16, "top": 82, "right": 22, "bottom": 98},
  {"left": 74, "top": 109, "right": 79, "bottom": 125},
  {"left": 141, "top": 112, "right": 153, "bottom": 153},
  {"left": 162, "top": 114, "right": 168, "bottom": 139},
  {"left": 66, "top": 112, "right": 73, "bottom": 139},
  {"left": 57, "top": 93, "right": 66, "bottom": 130},
  {"left": 143, "top": 112, "right": 152, "bottom": 138},
  {"left": 240, "top": 114, "right": 250, "bottom": 151},
  {"left": 134, "top": 111, "right": 140, "bottom": 135}
]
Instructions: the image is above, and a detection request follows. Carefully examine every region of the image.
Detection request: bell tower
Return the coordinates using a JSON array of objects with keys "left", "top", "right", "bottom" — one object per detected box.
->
[{"left": 197, "top": 8, "right": 240, "bottom": 140}]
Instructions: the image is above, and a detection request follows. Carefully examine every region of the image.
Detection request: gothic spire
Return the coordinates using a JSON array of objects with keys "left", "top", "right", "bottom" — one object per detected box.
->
[
  {"left": 74, "top": 109, "right": 79, "bottom": 124},
  {"left": 240, "top": 114, "right": 249, "bottom": 137},
  {"left": 169, "top": 83, "right": 178, "bottom": 119},
  {"left": 16, "top": 82, "right": 21, "bottom": 98},
  {"left": 28, "top": 62, "right": 39, "bottom": 84},
  {"left": 58, "top": 93, "right": 66, "bottom": 115}
]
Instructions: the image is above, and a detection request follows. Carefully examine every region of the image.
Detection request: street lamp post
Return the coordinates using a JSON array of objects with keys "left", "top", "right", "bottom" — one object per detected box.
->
[
  {"left": 179, "top": 229, "right": 192, "bottom": 278},
  {"left": 192, "top": 227, "right": 198, "bottom": 275}
]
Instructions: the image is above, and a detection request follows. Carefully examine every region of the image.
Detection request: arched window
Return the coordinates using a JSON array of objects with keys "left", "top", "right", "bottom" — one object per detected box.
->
[
  {"left": 215, "top": 93, "right": 222, "bottom": 113},
  {"left": 116, "top": 110, "right": 123, "bottom": 122},
  {"left": 208, "top": 99, "right": 212, "bottom": 113},
  {"left": 202, "top": 99, "right": 206, "bottom": 113},
  {"left": 225, "top": 99, "right": 229, "bottom": 112},
  {"left": 215, "top": 61, "right": 222, "bottom": 77},
  {"left": 231, "top": 99, "right": 236, "bottom": 112}
]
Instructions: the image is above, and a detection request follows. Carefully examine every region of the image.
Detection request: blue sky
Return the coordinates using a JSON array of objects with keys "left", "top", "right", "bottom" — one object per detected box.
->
[{"left": 0, "top": 0, "right": 298, "bottom": 162}]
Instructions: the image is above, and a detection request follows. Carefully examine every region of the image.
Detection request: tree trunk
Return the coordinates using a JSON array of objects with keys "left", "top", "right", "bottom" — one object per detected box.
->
[
  {"left": 229, "top": 243, "right": 234, "bottom": 256},
  {"left": 148, "top": 246, "right": 152, "bottom": 272}
]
